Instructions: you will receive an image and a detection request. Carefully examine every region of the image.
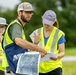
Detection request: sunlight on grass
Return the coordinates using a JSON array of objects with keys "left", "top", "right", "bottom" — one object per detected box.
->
[
  {"left": 63, "top": 62, "right": 76, "bottom": 75},
  {"left": 65, "top": 48, "right": 76, "bottom": 56}
]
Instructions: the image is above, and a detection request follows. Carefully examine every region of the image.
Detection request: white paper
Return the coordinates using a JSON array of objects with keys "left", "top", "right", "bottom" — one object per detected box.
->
[
  {"left": 40, "top": 52, "right": 58, "bottom": 62},
  {"left": 30, "top": 31, "right": 42, "bottom": 46},
  {"left": 16, "top": 52, "right": 41, "bottom": 75},
  {"left": 30, "top": 32, "right": 58, "bottom": 62},
  {"left": 30, "top": 31, "right": 36, "bottom": 42}
]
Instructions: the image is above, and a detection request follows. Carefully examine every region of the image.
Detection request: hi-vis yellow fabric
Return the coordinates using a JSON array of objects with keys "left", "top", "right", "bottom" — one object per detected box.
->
[
  {"left": 2, "top": 53, "right": 8, "bottom": 70},
  {"left": 35, "top": 27, "right": 65, "bottom": 73},
  {"left": 0, "top": 42, "right": 8, "bottom": 71},
  {"left": 2, "top": 19, "right": 27, "bottom": 73},
  {"left": 3, "top": 19, "right": 26, "bottom": 48},
  {"left": 2, "top": 19, "right": 26, "bottom": 71}
]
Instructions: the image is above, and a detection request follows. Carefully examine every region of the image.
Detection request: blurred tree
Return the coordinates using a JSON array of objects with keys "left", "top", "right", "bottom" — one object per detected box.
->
[
  {"left": 0, "top": 0, "right": 76, "bottom": 48},
  {"left": 21, "top": 0, "right": 58, "bottom": 41},
  {"left": 59, "top": 0, "right": 76, "bottom": 47}
]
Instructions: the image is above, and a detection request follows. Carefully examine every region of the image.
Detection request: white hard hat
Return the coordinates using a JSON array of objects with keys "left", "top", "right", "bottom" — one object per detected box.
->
[{"left": 0, "top": 17, "right": 8, "bottom": 25}]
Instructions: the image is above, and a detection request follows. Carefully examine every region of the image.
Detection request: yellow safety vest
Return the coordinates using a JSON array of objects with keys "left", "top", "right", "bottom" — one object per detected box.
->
[
  {"left": 2, "top": 20, "right": 26, "bottom": 70},
  {"left": 3, "top": 19, "right": 26, "bottom": 48},
  {"left": 36, "top": 27, "right": 65, "bottom": 73},
  {"left": 0, "top": 41, "right": 8, "bottom": 71}
]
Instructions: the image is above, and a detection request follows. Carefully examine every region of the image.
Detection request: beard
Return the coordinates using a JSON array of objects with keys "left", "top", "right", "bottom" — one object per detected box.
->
[{"left": 21, "top": 14, "right": 29, "bottom": 23}]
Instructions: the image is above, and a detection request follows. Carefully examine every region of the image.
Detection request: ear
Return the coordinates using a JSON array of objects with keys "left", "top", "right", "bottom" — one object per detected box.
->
[{"left": 18, "top": 11, "right": 22, "bottom": 16}]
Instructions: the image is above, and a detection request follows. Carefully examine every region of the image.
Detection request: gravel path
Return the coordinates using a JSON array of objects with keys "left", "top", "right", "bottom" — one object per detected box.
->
[{"left": 62, "top": 56, "right": 76, "bottom": 62}]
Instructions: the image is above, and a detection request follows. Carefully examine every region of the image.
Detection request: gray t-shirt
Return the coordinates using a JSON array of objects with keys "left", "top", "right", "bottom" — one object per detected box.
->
[{"left": 8, "top": 24, "right": 23, "bottom": 41}]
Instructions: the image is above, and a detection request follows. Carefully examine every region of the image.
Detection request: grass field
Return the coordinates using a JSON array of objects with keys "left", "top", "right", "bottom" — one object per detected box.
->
[
  {"left": 65, "top": 48, "right": 76, "bottom": 56},
  {"left": 63, "top": 48, "right": 76, "bottom": 75},
  {"left": 63, "top": 61, "right": 76, "bottom": 75}
]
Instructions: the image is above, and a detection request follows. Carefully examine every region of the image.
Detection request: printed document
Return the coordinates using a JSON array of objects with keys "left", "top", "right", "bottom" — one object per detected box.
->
[
  {"left": 16, "top": 52, "right": 40, "bottom": 75},
  {"left": 40, "top": 52, "right": 58, "bottom": 62},
  {"left": 30, "top": 32, "right": 58, "bottom": 62},
  {"left": 16, "top": 52, "right": 58, "bottom": 75}
]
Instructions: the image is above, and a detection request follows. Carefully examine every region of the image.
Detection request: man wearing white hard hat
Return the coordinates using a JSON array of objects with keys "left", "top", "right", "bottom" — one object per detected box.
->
[
  {"left": 2, "top": 2, "right": 47, "bottom": 75},
  {"left": 0, "top": 17, "right": 8, "bottom": 75}
]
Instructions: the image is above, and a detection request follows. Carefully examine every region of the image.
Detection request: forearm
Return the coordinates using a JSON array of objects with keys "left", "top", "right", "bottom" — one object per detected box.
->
[
  {"left": 58, "top": 52, "right": 65, "bottom": 58},
  {"left": 58, "top": 43, "right": 65, "bottom": 58},
  {"left": 15, "top": 38, "right": 46, "bottom": 53}
]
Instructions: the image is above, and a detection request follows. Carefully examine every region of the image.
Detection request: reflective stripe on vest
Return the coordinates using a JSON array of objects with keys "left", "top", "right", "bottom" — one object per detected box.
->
[
  {"left": 37, "top": 28, "right": 42, "bottom": 46},
  {"left": 51, "top": 29, "right": 59, "bottom": 53},
  {"left": 37, "top": 27, "right": 59, "bottom": 53},
  {"left": 36, "top": 27, "right": 65, "bottom": 73},
  {"left": 37, "top": 28, "right": 41, "bottom": 34},
  {"left": 3, "top": 20, "right": 26, "bottom": 48}
]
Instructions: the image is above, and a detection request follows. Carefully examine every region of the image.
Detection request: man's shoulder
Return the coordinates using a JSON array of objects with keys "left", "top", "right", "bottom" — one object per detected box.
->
[
  {"left": 9, "top": 19, "right": 20, "bottom": 26},
  {"left": 8, "top": 22, "right": 22, "bottom": 34},
  {"left": 9, "top": 19, "right": 21, "bottom": 29}
]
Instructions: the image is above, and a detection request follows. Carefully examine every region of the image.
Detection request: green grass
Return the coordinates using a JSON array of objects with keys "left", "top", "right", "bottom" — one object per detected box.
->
[
  {"left": 63, "top": 48, "right": 76, "bottom": 75},
  {"left": 63, "top": 61, "right": 76, "bottom": 75},
  {"left": 65, "top": 48, "right": 76, "bottom": 56}
]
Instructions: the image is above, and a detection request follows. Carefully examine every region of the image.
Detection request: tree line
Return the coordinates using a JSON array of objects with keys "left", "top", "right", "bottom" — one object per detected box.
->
[{"left": 0, "top": 0, "right": 76, "bottom": 48}]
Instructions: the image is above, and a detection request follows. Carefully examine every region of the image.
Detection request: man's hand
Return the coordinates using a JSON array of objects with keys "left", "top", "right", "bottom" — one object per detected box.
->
[{"left": 40, "top": 51, "right": 47, "bottom": 58}]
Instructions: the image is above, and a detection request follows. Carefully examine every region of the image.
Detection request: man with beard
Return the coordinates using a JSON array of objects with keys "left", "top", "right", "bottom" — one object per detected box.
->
[{"left": 2, "top": 2, "right": 47, "bottom": 75}]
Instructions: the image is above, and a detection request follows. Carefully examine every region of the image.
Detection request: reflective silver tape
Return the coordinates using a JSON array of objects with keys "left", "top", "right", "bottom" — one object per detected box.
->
[
  {"left": 37, "top": 28, "right": 42, "bottom": 46},
  {"left": 37, "top": 28, "right": 41, "bottom": 34},
  {"left": 51, "top": 29, "right": 59, "bottom": 53}
]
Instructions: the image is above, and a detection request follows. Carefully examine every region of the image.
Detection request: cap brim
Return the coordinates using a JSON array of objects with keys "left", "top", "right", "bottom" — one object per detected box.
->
[
  {"left": 24, "top": 9, "right": 34, "bottom": 11},
  {"left": 0, "top": 23, "right": 8, "bottom": 25},
  {"left": 42, "top": 18, "right": 54, "bottom": 26}
]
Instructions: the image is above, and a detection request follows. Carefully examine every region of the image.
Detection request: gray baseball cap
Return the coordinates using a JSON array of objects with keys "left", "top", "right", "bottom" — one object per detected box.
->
[
  {"left": 42, "top": 10, "right": 56, "bottom": 26},
  {"left": 0, "top": 17, "right": 8, "bottom": 25}
]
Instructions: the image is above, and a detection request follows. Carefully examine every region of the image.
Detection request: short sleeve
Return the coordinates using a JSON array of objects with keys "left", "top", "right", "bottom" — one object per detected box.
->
[
  {"left": 58, "top": 36, "right": 66, "bottom": 44},
  {"left": 8, "top": 24, "right": 22, "bottom": 41}
]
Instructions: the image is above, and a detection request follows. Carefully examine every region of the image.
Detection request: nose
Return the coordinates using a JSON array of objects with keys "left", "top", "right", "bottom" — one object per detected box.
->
[{"left": 45, "top": 24, "right": 49, "bottom": 27}]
